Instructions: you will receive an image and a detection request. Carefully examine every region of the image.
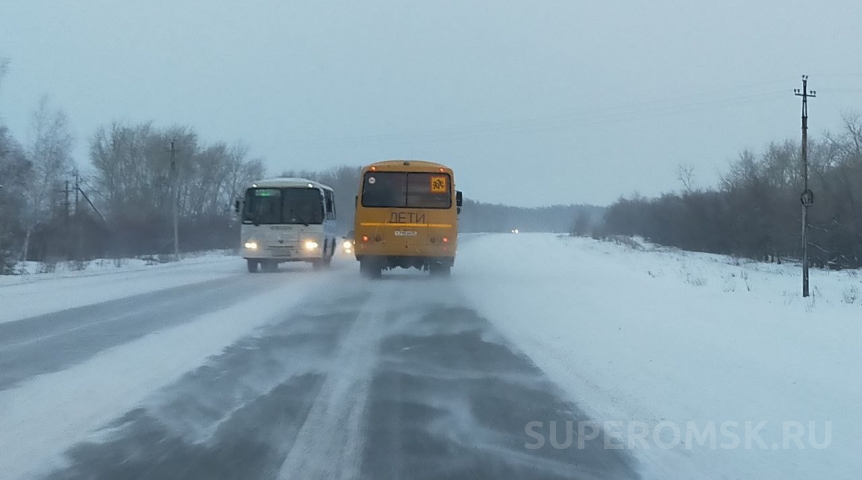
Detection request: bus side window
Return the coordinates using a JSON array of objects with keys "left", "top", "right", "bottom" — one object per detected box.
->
[
  {"left": 331, "top": 192, "right": 336, "bottom": 218},
  {"left": 325, "top": 191, "right": 334, "bottom": 219}
]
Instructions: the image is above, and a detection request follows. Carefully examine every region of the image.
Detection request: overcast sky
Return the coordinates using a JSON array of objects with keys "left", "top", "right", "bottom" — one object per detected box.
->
[{"left": 2, "top": 0, "right": 861, "bottom": 206}]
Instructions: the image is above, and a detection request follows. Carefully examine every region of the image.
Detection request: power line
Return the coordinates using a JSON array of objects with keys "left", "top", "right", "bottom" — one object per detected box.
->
[
  {"left": 75, "top": 182, "right": 107, "bottom": 223},
  {"left": 285, "top": 89, "right": 789, "bottom": 150},
  {"left": 78, "top": 178, "right": 109, "bottom": 201},
  {"left": 292, "top": 77, "right": 796, "bottom": 147}
]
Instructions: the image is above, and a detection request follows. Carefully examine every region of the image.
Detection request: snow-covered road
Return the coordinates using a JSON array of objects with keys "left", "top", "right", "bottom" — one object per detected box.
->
[
  {"left": 1, "top": 234, "right": 858, "bottom": 479},
  {"left": 0, "top": 243, "right": 638, "bottom": 480}
]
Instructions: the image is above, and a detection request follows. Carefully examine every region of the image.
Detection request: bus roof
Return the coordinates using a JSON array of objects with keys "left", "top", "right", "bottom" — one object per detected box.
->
[
  {"left": 249, "top": 177, "right": 334, "bottom": 191},
  {"left": 363, "top": 160, "right": 452, "bottom": 172}
]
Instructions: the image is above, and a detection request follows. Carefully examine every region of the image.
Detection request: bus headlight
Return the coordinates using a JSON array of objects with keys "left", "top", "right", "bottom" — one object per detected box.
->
[
  {"left": 304, "top": 240, "right": 319, "bottom": 250},
  {"left": 244, "top": 241, "right": 258, "bottom": 250}
]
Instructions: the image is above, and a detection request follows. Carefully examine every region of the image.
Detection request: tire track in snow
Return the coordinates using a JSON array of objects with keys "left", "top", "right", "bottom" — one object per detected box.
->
[
  {"left": 0, "top": 273, "right": 329, "bottom": 480},
  {"left": 277, "top": 280, "right": 394, "bottom": 480}
]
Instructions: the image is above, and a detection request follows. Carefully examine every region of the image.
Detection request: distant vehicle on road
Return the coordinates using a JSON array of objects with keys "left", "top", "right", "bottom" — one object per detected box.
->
[
  {"left": 353, "top": 160, "right": 462, "bottom": 277},
  {"left": 342, "top": 230, "right": 355, "bottom": 255},
  {"left": 235, "top": 178, "right": 337, "bottom": 273}
]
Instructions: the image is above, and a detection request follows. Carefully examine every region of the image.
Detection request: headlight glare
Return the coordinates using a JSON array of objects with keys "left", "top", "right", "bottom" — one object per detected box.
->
[
  {"left": 304, "top": 240, "right": 319, "bottom": 250},
  {"left": 244, "top": 241, "right": 258, "bottom": 250}
]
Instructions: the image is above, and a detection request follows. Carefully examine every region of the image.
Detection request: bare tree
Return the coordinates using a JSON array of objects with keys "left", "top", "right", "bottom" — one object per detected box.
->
[
  {"left": 0, "top": 124, "right": 30, "bottom": 273},
  {"left": 0, "top": 58, "right": 9, "bottom": 95},
  {"left": 88, "top": 122, "right": 266, "bottom": 256},
  {"left": 21, "top": 96, "right": 74, "bottom": 260},
  {"left": 0, "top": 58, "right": 30, "bottom": 272},
  {"left": 571, "top": 210, "right": 592, "bottom": 236},
  {"left": 676, "top": 164, "right": 696, "bottom": 193}
]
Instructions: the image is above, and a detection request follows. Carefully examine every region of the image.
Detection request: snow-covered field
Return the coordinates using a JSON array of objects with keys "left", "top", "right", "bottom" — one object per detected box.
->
[
  {"left": 457, "top": 233, "right": 861, "bottom": 480},
  {"left": 0, "top": 252, "right": 242, "bottom": 323},
  {"left": 1, "top": 250, "right": 238, "bottom": 285}
]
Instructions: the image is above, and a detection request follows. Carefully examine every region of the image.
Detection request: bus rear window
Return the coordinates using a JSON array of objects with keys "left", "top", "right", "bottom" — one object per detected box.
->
[{"left": 362, "top": 172, "right": 451, "bottom": 208}]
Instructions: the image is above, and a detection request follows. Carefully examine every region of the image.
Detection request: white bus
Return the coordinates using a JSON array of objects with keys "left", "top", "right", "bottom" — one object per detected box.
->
[{"left": 235, "top": 178, "right": 337, "bottom": 273}]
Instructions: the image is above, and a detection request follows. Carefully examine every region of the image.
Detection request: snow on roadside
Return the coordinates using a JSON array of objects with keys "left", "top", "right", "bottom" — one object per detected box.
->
[
  {"left": 1, "top": 250, "right": 237, "bottom": 286},
  {"left": 0, "top": 252, "right": 244, "bottom": 324},
  {"left": 456, "top": 233, "right": 861, "bottom": 480},
  {"left": 0, "top": 270, "right": 330, "bottom": 480}
]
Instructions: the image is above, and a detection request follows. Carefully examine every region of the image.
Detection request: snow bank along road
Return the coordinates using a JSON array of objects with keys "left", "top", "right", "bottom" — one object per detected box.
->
[
  {"left": 0, "top": 238, "right": 638, "bottom": 480},
  {"left": 458, "top": 234, "right": 860, "bottom": 480}
]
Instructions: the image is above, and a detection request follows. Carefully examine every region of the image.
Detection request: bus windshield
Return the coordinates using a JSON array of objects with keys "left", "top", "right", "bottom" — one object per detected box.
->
[
  {"left": 243, "top": 188, "right": 324, "bottom": 225},
  {"left": 361, "top": 172, "right": 451, "bottom": 208}
]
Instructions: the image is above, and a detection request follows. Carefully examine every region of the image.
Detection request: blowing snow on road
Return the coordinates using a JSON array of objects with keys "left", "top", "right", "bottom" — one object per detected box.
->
[{"left": 1, "top": 234, "right": 858, "bottom": 480}]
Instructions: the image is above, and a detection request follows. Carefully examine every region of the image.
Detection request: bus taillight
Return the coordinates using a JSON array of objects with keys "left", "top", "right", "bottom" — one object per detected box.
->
[{"left": 361, "top": 235, "right": 369, "bottom": 243}]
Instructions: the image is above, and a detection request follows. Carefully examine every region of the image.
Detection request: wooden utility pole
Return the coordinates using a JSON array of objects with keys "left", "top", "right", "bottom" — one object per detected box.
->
[
  {"left": 74, "top": 172, "right": 80, "bottom": 214},
  {"left": 74, "top": 172, "right": 81, "bottom": 260},
  {"left": 64, "top": 180, "right": 71, "bottom": 223},
  {"left": 168, "top": 139, "right": 180, "bottom": 261},
  {"left": 795, "top": 76, "right": 816, "bottom": 297}
]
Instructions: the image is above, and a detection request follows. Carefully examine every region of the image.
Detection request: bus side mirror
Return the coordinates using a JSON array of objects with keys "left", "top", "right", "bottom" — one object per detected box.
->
[
  {"left": 234, "top": 199, "right": 241, "bottom": 214},
  {"left": 456, "top": 191, "right": 463, "bottom": 207},
  {"left": 355, "top": 195, "right": 358, "bottom": 208}
]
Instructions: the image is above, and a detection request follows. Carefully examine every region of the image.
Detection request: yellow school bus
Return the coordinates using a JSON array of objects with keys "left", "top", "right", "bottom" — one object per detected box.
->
[{"left": 354, "top": 160, "right": 462, "bottom": 277}]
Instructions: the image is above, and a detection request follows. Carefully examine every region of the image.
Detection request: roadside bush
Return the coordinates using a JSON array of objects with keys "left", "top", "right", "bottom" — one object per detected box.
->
[
  {"left": 0, "top": 250, "right": 16, "bottom": 275},
  {"left": 68, "top": 259, "right": 89, "bottom": 272},
  {"left": 842, "top": 285, "right": 859, "bottom": 305}
]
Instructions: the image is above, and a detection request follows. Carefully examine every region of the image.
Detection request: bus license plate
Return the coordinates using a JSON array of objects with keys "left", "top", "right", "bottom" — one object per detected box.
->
[{"left": 394, "top": 230, "right": 418, "bottom": 237}]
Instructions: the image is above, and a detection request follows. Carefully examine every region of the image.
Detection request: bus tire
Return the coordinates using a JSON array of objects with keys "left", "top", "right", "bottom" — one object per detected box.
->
[
  {"left": 263, "top": 261, "right": 278, "bottom": 273},
  {"left": 430, "top": 263, "right": 451, "bottom": 277},
  {"left": 247, "top": 259, "right": 260, "bottom": 273},
  {"left": 312, "top": 259, "right": 327, "bottom": 270},
  {"left": 360, "top": 259, "right": 381, "bottom": 278}
]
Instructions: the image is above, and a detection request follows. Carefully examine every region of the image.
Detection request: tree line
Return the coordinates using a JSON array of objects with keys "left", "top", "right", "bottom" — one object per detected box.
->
[
  {"left": 0, "top": 62, "right": 265, "bottom": 272},
  {"left": 459, "top": 200, "right": 603, "bottom": 234},
  {"left": 600, "top": 113, "right": 862, "bottom": 269},
  {"left": 1, "top": 60, "right": 600, "bottom": 274},
  {"left": 283, "top": 166, "right": 603, "bottom": 235},
  {"left": 87, "top": 123, "right": 265, "bottom": 258}
]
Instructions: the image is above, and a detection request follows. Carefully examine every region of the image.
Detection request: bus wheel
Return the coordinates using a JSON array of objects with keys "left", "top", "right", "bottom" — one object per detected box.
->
[
  {"left": 263, "top": 261, "right": 278, "bottom": 272},
  {"left": 430, "top": 263, "right": 451, "bottom": 277},
  {"left": 247, "top": 259, "right": 260, "bottom": 273},
  {"left": 360, "top": 260, "right": 381, "bottom": 278}
]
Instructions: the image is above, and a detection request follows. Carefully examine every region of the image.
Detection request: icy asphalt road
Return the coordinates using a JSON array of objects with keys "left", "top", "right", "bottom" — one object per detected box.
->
[{"left": 0, "top": 253, "right": 640, "bottom": 480}]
